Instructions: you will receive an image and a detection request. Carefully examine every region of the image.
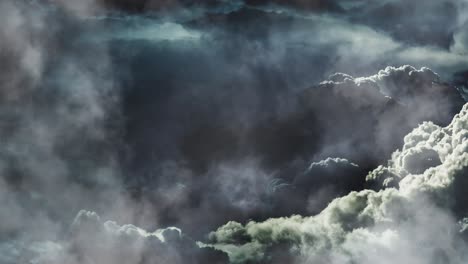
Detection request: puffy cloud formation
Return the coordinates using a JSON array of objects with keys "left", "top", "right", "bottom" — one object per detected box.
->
[
  {"left": 2, "top": 1, "right": 468, "bottom": 264},
  {"left": 205, "top": 103, "right": 468, "bottom": 263},
  {"left": 124, "top": 156, "right": 365, "bottom": 239},
  {"left": 122, "top": 62, "right": 467, "bottom": 235},
  {"left": 275, "top": 157, "right": 364, "bottom": 215},
  {"left": 301, "top": 65, "right": 464, "bottom": 165},
  {"left": 315, "top": 65, "right": 458, "bottom": 112},
  {"left": 1, "top": 210, "right": 227, "bottom": 264},
  {"left": 49, "top": 60, "right": 468, "bottom": 241}
]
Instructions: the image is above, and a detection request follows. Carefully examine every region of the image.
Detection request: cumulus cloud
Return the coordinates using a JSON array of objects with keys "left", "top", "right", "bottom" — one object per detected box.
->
[
  {"left": 204, "top": 103, "right": 468, "bottom": 263},
  {"left": 302, "top": 65, "right": 463, "bottom": 165},
  {"left": 93, "top": 62, "right": 463, "bottom": 239},
  {"left": 95, "top": 4, "right": 468, "bottom": 196},
  {"left": 2, "top": 1, "right": 468, "bottom": 264},
  {"left": 0, "top": 210, "right": 227, "bottom": 264}
]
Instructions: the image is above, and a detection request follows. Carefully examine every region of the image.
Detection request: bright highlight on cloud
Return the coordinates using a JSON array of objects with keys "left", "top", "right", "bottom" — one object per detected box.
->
[
  {"left": 205, "top": 103, "right": 468, "bottom": 263},
  {"left": 98, "top": 20, "right": 202, "bottom": 42},
  {"left": 2, "top": 0, "right": 468, "bottom": 264}
]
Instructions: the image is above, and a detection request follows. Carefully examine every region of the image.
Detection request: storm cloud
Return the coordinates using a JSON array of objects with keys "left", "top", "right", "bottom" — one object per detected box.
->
[
  {"left": 2, "top": 0, "right": 468, "bottom": 263},
  {"left": 206, "top": 103, "right": 468, "bottom": 263}
]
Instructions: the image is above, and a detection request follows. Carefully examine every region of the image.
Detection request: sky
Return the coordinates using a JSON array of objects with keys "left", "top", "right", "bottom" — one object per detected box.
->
[{"left": 2, "top": 0, "right": 468, "bottom": 263}]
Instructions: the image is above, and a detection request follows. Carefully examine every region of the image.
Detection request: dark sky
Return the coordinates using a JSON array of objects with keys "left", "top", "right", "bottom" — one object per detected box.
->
[{"left": 1, "top": 0, "right": 468, "bottom": 263}]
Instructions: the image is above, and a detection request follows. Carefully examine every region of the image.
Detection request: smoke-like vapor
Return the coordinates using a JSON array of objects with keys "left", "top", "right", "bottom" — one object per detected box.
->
[
  {"left": 2, "top": 0, "right": 468, "bottom": 263},
  {"left": 205, "top": 103, "right": 468, "bottom": 263}
]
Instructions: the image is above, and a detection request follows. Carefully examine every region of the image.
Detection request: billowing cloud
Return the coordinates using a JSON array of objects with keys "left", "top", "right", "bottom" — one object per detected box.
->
[
  {"left": 114, "top": 65, "right": 464, "bottom": 239},
  {"left": 301, "top": 65, "right": 463, "bottom": 165},
  {"left": 0, "top": 210, "right": 228, "bottom": 264},
  {"left": 205, "top": 103, "right": 468, "bottom": 263},
  {"left": 0, "top": 0, "right": 133, "bottom": 261},
  {"left": 2, "top": 1, "right": 468, "bottom": 264}
]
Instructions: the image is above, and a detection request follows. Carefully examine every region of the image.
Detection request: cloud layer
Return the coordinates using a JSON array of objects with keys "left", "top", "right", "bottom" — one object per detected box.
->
[
  {"left": 206, "top": 102, "right": 468, "bottom": 263},
  {"left": 2, "top": 1, "right": 468, "bottom": 263}
]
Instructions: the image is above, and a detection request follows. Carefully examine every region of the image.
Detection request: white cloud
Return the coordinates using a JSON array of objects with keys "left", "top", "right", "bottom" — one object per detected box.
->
[
  {"left": 14, "top": 210, "right": 214, "bottom": 264},
  {"left": 205, "top": 103, "right": 468, "bottom": 263}
]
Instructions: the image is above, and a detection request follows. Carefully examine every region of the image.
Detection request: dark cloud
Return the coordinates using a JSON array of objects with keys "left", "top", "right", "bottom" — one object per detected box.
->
[
  {"left": 93, "top": 0, "right": 468, "bottom": 51},
  {"left": 117, "top": 64, "right": 463, "bottom": 238},
  {"left": 2, "top": 1, "right": 468, "bottom": 264},
  {"left": 344, "top": 0, "right": 459, "bottom": 48},
  {"left": 301, "top": 66, "right": 464, "bottom": 162},
  {"left": 66, "top": 210, "right": 227, "bottom": 264},
  {"left": 206, "top": 104, "right": 468, "bottom": 263},
  {"left": 0, "top": 210, "right": 228, "bottom": 264},
  {"left": 96, "top": 0, "right": 341, "bottom": 13},
  {"left": 244, "top": 0, "right": 343, "bottom": 12}
]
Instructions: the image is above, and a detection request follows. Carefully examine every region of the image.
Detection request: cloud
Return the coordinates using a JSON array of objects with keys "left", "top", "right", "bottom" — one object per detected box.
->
[
  {"left": 103, "top": 7, "right": 466, "bottom": 189},
  {"left": 301, "top": 65, "right": 463, "bottom": 165},
  {"left": 0, "top": 210, "right": 228, "bottom": 264},
  {"left": 205, "top": 103, "right": 468, "bottom": 263},
  {"left": 106, "top": 63, "right": 463, "bottom": 239},
  {"left": 74, "top": 0, "right": 468, "bottom": 73},
  {"left": 86, "top": 17, "right": 203, "bottom": 42},
  {"left": 0, "top": 1, "right": 134, "bottom": 261},
  {"left": 2, "top": 1, "right": 468, "bottom": 264},
  {"left": 239, "top": 0, "right": 465, "bottom": 50}
]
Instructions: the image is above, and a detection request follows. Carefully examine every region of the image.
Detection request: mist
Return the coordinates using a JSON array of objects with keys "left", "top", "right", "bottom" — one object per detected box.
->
[{"left": 1, "top": 0, "right": 468, "bottom": 263}]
